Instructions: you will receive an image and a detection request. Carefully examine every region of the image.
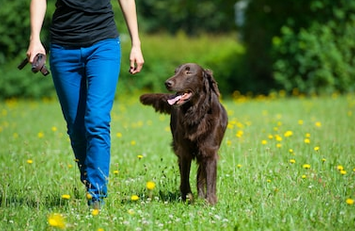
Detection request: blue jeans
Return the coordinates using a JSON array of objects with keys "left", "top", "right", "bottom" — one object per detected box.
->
[{"left": 50, "top": 38, "right": 121, "bottom": 204}]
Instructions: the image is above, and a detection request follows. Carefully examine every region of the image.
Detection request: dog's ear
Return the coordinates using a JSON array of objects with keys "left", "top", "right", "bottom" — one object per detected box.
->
[{"left": 203, "top": 69, "right": 220, "bottom": 97}]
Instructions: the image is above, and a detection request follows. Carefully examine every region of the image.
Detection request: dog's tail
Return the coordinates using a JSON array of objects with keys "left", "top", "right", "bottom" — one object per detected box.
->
[{"left": 140, "top": 93, "right": 173, "bottom": 114}]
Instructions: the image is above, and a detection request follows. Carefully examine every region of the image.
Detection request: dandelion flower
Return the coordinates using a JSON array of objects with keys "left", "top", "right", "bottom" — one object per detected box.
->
[
  {"left": 346, "top": 198, "right": 354, "bottom": 205},
  {"left": 303, "top": 164, "right": 311, "bottom": 169},
  {"left": 304, "top": 138, "right": 310, "bottom": 144},
  {"left": 137, "top": 155, "right": 143, "bottom": 159},
  {"left": 261, "top": 140, "right": 267, "bottom": 145},
  {"left": 237, "top": 164, "right": 242, "bottom": 168},
  {"left": 289, "top": 159, "right": 296, "bottom": 164},
  {"left": 48, "top": 213, "right": 66, "bottom": 229},
  {"left": 289, "top": 149, "right": 294, "bottom": 154},
  {"left": 268, "top": 134, "right": 273, "bottom": 139},
  {"left": 226, "top": 140, "right": 232, "bottom": 146},
  {"left": 98, "top": 228, "right": 104, "bottom": 231},
  {"left": 61, "top": 194, "right": 70, "bottom": 200},
  {"left": 337, "top": 165, "right": 344, "bottom": 171},
  {"left": 86, "top": 193, "right": 93, "bottom": 200},
  {"left": 38, "top": 132, "right": 44, "bottom": 138},
  {"left": 322, "top": 158, "right": 326, "bottom": 162},
  {"left": 130, "top": 140, "right": 136, "bottom": 146},
  {"left": 305, "top": 133, "right": 311, "bottom": 138},
  {"left": 27, "top": 159, "right": 33, "bottom": 164},
  {"left": 275, "top": 135, "right": 282, "bottom": 141},
  {"left": 236, "top": 130, "right": 243, "bottom": 138},
  {"left": 315, "top": 122, "right": 322, "bottom": 127},
  {"left": 131, "top": 195, "right": 139, "bottom": 201},
  {"left": 113, "top": 170, "right": 119, "bottom": 174},
  {"left": 314, "top": 146, "right": 320, "bottom": 151},
  {"left": 284, "top": 131, "right": 293, "bottom": 137},
  {"left": 301, "top": 175, "right": 307, "bottom": 179},
  {"left": 298, "top": 120, "right": 304, "bottom": 125},
  {"left": 340, "top": 170, "right": 347, "bottom": 175},
  {"left": 276, "top": 143, "right": 282, "bottom": 148},
  {"left": 116, "top": 132, "right": 122, "bottom": 138},
  {"left": 267, "top": 179, "right": 271, "bottom": 183},
  {"left": 146, "top": 181, "right": 156, "bottom": 190},
  {"left": 51, "top": 126, "right": 57, "bottom": 132},
  {"left": 92, "top": 209, "right": 99, "bottom": 216}
]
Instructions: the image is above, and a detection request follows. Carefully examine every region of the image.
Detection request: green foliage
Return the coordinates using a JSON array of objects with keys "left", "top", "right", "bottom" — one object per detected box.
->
[
  {"left": 240, "top": 0, "right": 355, "bottom": 94},
  {"left": 272, "top": 0, "right": 355, "bottom": 94},
  {"left": 118, "top": 33, "right": 244, "bottom": 96},
  {"left": 1, "top": 95, "right": 355, "bottom": 230},
  {"left": 136, "top": 0, "right": 236, "bottom": 35}
]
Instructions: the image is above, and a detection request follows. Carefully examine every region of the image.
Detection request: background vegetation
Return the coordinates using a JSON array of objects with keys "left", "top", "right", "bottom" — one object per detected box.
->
[{"left": 1, "top": 0, "right": 355, "bottom": 98}]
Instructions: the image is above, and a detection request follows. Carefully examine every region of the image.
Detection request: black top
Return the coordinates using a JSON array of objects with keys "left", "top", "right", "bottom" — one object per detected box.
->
[{"left": 50, "top": 0, "right": 119, "bottom": 47}]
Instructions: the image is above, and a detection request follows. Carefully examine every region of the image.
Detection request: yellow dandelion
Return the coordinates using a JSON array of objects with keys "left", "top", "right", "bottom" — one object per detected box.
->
[
  {"left": 346, "top": 198, "right": 354, "bottom": 205},
  {"left": 237, "top": 164, "right": 242, "bottom": 168},
  {"left": 304, "top": 138, "right": 310, "bottom": 144},
  {"left": 298, "top": 120, "right": 304, "bottom": 125},
  {"left": 137, "top": 155, "right": 143, "bottom": 159},
  {"left": 353, "top": 168, "right": 355, "bottom": 172},
  {"left": 48, "top": 213, "right": 66, "bottom": 229},
  {"left": 116, "top": 132, "right": 122, "bottom": 138},
  {"left": 289, "top": 149, "right": 294, "bottom": 154},
  {"left": 130, "top": 140, "right": 136, "bottom": 146},
  {"left": 301, "top": 175, "right": 307, "bottom": 179},
  {"left": 315, "top": 122, "right": 322, "bottom": 127},
  {"left": 68, "top": 164, "right": 73, "bottom": 168},
  {"left": 98, "top": 228, "right": 104, "bottom": 231},
  {"left": 340, "top": 170, "right": 347, "bottom": 175},
  {"left": 51, "top": 126, "right": 57, "bottom": 132},
  {"left": 113, "top": 170, "right": 119, "bottom": 174},
  {"left": 227, "top": 123, "right": 234, "bottom": 129},
  {"left": 276, "top": 143, "right": 282, "bottom": 148},
  {"left": 61, "top": 194, "right": 70, "bottom": 200},
  {"left": 322, "top": 158, "right": 326, "bottom": 162},
  {"left": 305, "top": 133, "right": 311, "bottom": 138},
  {"left": 146, "top": 181, "right": 156, "bottom": 190},
  {"left": 261, "top": 140, "right": 267, "bottom": 145},
  {"left": 267, "top": 179, "right": 271, "bottom": 183},
  {"left": 275, "top": 135, "right": 282, "bottom": 141},
  {"left": 284, "top": 131, "right": 293, "bottom": 137},
  {"left": 226, "top": 140, "right": 232, "bottom": 146},
  {"left": 289, "top": 159, "right": 296, "bottom": 164},
  {"left": 236, "top": 130, "right": 243, "bottom": 138},
  {"left": 268, "top": 134, "right": 274, "bottom": 139},
  {"left": 38, "top": 132, "right": 44, "bottom": 138},
  {"left": 92, "top": 209, "right": 100, "bottom": 216},
  {"left": 303, "top": 164, "right": 311, "bottom": 169},
  {"left": 86, "top": 193, "right": 93, "bottom": 200},
  {"left": 131, "top": 195, "right": 139, "bottom": 201},
  {"left": 27, "top": 159, "right": 33, "bottom": 164},
  {"left": 314, "top": 146, "right": 320, "bottom": 151},
  {"left": 337, "top": 165, "right": 344, "bottom": 171}
]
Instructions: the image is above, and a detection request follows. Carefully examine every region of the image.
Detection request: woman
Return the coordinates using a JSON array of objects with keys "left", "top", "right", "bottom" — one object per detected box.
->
[{"left": 26, "top": 0, "right": 144, "bottom": 209}]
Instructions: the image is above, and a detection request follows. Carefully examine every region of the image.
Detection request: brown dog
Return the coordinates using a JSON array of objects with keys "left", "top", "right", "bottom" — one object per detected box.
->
[{"left": 140, "top": 63, "right": 228, "bottom": 204}]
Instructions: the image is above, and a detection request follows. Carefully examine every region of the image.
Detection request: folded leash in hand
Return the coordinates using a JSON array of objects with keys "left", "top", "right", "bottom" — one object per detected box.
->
[{"left": 18, "top": 53, "right": 50, "bottom": 76}]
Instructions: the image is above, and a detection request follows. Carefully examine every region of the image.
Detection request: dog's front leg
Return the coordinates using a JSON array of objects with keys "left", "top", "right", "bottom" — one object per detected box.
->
[
  {"left": 178, "top": 156, "right": 193, "bottom": 202},
  {"left": 205, "top": 156, "right": 218, "bottom": 205}
]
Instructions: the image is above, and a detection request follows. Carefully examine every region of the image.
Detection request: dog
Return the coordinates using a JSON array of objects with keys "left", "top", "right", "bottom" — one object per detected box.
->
[{"left": 140, "top": 63, "right": 228, "bottom": 205}]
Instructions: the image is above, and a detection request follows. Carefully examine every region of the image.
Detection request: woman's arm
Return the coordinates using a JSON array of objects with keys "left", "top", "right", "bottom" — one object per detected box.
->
[
  {"left": 118, "top": 0, "right": 144, "bottom": 74},
  {"left": 26, "top": 0, "right": 47, "bottom": 63}
]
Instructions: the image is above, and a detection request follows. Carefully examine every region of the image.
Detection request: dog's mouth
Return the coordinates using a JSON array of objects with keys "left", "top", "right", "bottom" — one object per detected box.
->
[{"left": 167, "top": 91, "right": 193, "bottom": 105}]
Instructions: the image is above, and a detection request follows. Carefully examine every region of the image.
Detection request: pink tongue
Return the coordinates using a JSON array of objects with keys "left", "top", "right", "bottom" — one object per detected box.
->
[{"left": 167, "top": 95, "right": 182, "bottom": 105}]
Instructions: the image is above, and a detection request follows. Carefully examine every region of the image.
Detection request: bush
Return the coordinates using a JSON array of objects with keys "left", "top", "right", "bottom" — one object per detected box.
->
[{"left": 272, "top": 3, "right": 355, "bottom": 94}]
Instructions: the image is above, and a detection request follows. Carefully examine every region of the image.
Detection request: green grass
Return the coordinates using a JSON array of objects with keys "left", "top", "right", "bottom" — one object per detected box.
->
[{"left": 0, "top": 93, "right": 354, "bottom": 230}]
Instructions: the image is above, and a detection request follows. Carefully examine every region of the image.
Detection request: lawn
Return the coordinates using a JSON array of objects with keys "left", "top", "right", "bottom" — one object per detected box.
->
[{"left": 0, "top": 93, "right": 354, "bottom": 230}]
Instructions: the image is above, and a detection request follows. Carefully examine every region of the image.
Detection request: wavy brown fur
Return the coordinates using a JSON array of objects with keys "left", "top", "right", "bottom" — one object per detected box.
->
[{"left": 140, "top": 63, "right": 228, "bottom": 205}]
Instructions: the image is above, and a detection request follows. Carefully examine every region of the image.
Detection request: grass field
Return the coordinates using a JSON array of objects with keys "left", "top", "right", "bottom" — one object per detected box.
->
[{"left": 0, "top": 93, "right": 354, "bottom": 230}]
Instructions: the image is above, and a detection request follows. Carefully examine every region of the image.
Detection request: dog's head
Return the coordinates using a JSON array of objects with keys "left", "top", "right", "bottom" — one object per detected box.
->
[{"left": 165, "top": 63, "right": 220, "bottom": 106}]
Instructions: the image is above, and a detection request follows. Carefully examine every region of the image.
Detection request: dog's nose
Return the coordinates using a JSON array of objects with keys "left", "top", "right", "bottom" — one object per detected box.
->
[{"left": 165, "top": 80, "right": 173, "bottom": 88}]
